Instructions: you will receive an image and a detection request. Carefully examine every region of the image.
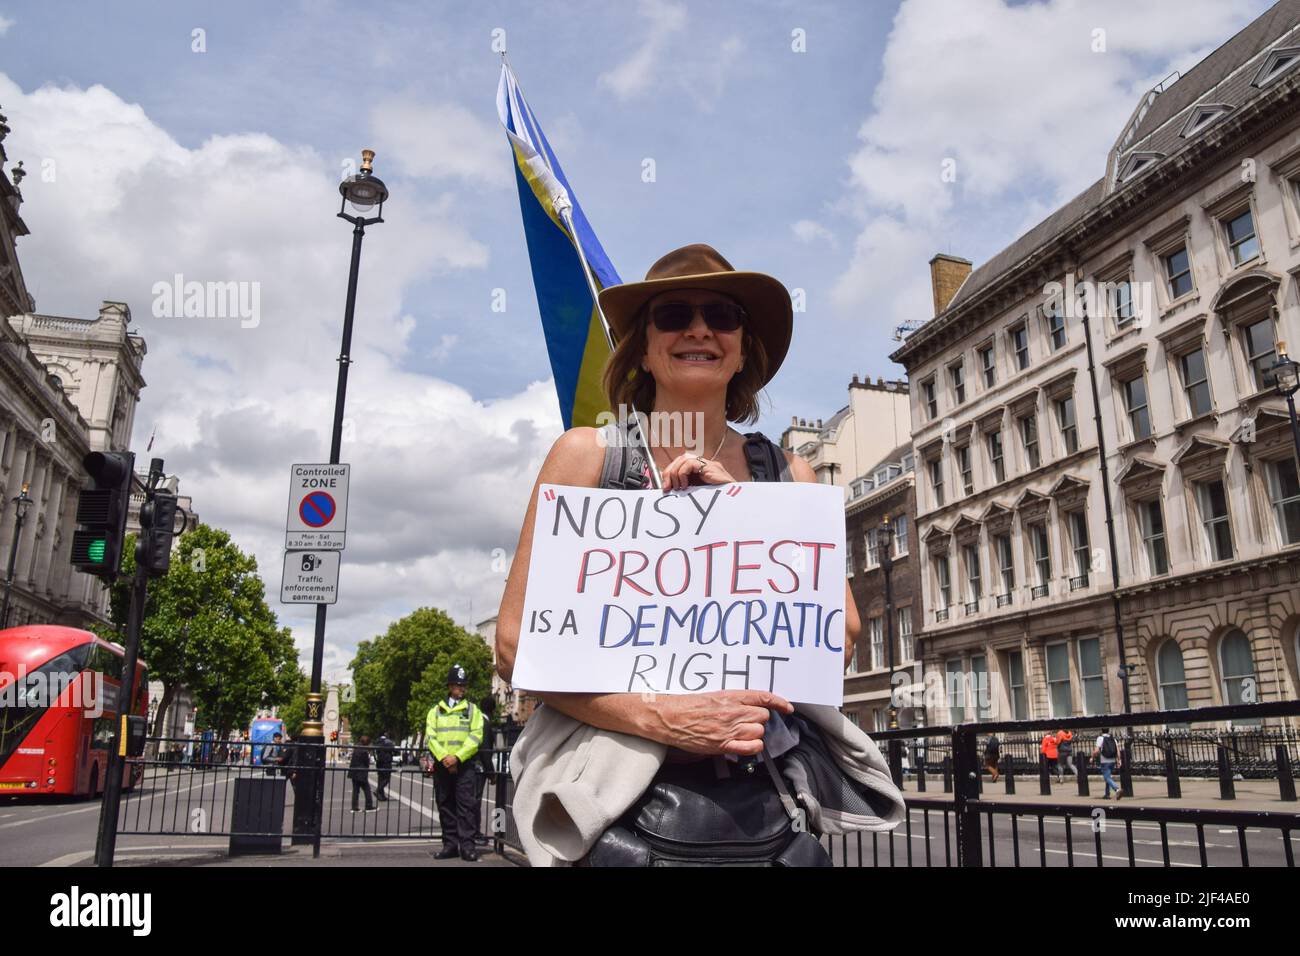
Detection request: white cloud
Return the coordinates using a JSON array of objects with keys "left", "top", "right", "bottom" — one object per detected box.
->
[
  {"left": 792, "top": 219, "right": 835, "bottom": 245},
  {"left": 0, "top": 73, "right": 553, "bottom": 682},
  {"left": 371, "top": 98, "right": 511, "bottom": 186},
  {"left": 0, "top": 15, "right": 13, "bottom": 37},
  {"left": 828, "top": 0, "right": 1266, "bottom": 328},
  {"left": 598, "top": 0, "right": 688, "bottom": 100}
]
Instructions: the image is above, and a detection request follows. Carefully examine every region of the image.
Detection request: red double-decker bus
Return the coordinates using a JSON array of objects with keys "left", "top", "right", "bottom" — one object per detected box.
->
[{"left": 0, "top": 625, "right": 147, "bottom": 797}]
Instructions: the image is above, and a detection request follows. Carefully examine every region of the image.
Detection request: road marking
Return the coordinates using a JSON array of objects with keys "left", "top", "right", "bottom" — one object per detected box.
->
[{"left": 0, "top": 803, "right": 101, "bottom": 829}]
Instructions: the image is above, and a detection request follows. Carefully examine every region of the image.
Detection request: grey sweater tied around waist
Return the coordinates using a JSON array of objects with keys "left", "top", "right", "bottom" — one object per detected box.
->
[{"left": 509, "top": 702, "right": 907, "bottom": 867}]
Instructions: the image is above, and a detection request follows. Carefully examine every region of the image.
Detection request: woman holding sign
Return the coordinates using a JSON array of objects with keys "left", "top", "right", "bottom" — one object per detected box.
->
[{"left": 496, "top": 244, "right": 900, "bottom": 866}]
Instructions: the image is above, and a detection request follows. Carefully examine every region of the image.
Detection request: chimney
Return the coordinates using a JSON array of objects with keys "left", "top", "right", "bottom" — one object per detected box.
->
[{"left": 929, "top": 254, "right": 972, "bottom": 316}]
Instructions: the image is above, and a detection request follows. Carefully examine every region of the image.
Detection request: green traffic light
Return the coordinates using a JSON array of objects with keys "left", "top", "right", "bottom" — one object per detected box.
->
[{"left": 88, "top": 538, "right": 106, "bottom": 563}]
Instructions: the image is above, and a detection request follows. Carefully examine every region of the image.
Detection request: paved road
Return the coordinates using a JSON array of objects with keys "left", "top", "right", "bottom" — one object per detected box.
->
[{"left": 0, "top": 763, "right": 504, "bottom": 867}]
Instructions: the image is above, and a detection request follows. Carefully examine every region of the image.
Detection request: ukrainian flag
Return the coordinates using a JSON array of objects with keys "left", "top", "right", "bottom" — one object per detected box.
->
[{"left": 497, "top": 61, "right": 620, "bottom": 430}]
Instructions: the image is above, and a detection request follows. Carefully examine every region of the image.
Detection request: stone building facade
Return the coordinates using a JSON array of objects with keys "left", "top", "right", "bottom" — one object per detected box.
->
[
  {"left": 0, "top": 110, "right": 147, "bottom": 630},
  {"left": 842, "top": 444, "right": 925, "bottom": 731},
  {"left": 781, "top": 376, "right": 911, "bottom": 487},
  {"left": 891, "top": 3, "right": 1300, "bottom": 727}
]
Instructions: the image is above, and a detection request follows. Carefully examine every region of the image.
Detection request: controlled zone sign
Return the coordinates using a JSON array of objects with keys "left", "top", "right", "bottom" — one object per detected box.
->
[
  {"left": 286, "top": 463, "right": 349, "bottom": 550},
  {"left": 281, "top": 550, "right": 341, "bottom": 605},
  {"left": 512, "top": 482, "right": 847, "bottom": 706}
]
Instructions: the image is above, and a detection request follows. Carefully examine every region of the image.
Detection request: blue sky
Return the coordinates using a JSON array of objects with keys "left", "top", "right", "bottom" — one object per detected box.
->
[{"left": 0, "top": 0, "right": 1273, "bottom": 677}]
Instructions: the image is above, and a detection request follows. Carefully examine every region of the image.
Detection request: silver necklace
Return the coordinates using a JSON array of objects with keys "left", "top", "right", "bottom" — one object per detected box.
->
[{"left": 654, "top": 428, "right": 730, "bottom": 467}]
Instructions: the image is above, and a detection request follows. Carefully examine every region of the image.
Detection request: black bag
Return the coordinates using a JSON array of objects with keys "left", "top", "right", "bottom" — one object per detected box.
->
[
  {"left": 585, "top": 755, "right": 830, "bottom": 867},
  {"left": 1100, "top": 734, "right": 1118, "bottom": 759}
]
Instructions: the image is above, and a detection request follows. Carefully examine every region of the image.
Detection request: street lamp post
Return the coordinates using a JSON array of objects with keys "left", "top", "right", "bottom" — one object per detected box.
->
[
  {"left": 877, "top": 514, "right": 903, "bottom": 786},
  {"left": 1271, "top": 341, "right": 1300, "bottom": 465},
  {"left": 1, "top": 482, "right": 32, "bottom": 628},
  {"left": 301, "top": 150, "right": 389, "bottom": 856}
]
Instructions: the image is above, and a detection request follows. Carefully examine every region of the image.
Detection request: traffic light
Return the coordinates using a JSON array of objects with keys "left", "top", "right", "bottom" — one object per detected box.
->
[
  {"left": 70, "top": 451, "right": 135, "bottom": 578},
  {"left": 136, "top": 490, "right": 179, "bottom": 577}
]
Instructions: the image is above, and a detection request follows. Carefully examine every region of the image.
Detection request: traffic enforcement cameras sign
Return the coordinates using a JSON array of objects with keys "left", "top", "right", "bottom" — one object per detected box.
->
[
  {"left": 281, "top": 550, "right": 341, "bottom": 605},
  {"left": 286, "top": 463, "right": 349, "bottom": 550}
]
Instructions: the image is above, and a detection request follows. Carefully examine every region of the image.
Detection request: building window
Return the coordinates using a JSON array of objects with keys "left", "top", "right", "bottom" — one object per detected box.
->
[
  {"left": 1156, "top": 640, "right": 1189, "bottom": 711},
  {"left": 1223, "top": 207, "right": 1260, "bottom": 266},
  {"left": 1195, "top": 478, "right": 1234, "bottom": 562},
  {"left": 945, "top": 658, "right": 965, "bottom": 723},
  {"left": 1178, "top": 347, "right": 1212, "bottom": 417},
  {"left": 949, "top": 360, "right": 966, "bottom": 405},
  {"left": 898, "top": 606, "right": 913, "bottom": 661},
  {"left": 934, "top": 555, "right": 952, "bottom": 612},
  {"left": 1163, "top": 244, "right": 1193, "bottom": 299},
  {"left": 1110, "top": 277, "right": 1135, "bottom": 328},
  {"left": 1241, "top": 317, "right": 1277, "bottom": 392},
  {"left": 1045, "top": 642, "right": 1072, "bottom": 718},
  {"left": 1266, "top": 457, "right": 1300, "bottom": 545},
  {"left": 1078, "top": 637, "right": 1104, "bottom": 715},
  {"left": 865, "top": 527, "right": 880, "bottom": 570},
  {"left": 929, "top": 457, "right": 945, "bottom": 508},
  {"left": 892, "top": 514, "right": 909, "bottom": 557},
  {"left": 1055, "top": 394, "right": 1078, "bottom": 454},
  {"left": 979, "top": 343, "right": 996, "bottom": 388},
  {"left": 995, "top": 533, "right": 1014, "bottom": 602},
  {"left": 1218, "top": 630, "right": 1257, "bottom": 710},
  {"left": 957, "top": 444, "right": 973, "bottom": 496},
  {"left": 846, "top": 541, "right": 856, "bottom": 576},
  {"left": 1138, "top": 499, "right": 1170, "bottom": 575},
  {"left": 963, "top": 543, "right": 981, "bottom": 607},
  {"left": 983, "top": 430, "right": 1004, "bottom": 484},
  {"left": 1010, "top": 323, "right": 1030, "bottom": 370},
  {"left": 1044, "top": 305, "right": 1067, "bottom": 351},
  {"left": 970, "top": 654, "right": 991, "bottom": 720},
  {"left": 1019, "top": 413, "right": 1040, "bottom": 469},
  {"left": 1030, "top": 522, "right": 1051, "bottom": 597},
  {"left": 869, "top": 616, "right": 884, "bottom": 670},
  {"left": 922, "top": 378, "right": 938, "bottom": 420},
  {"left": 1068, "top": 510, "right": 1090, "bottom": 588},
  {"left": 1122, "top": 374, "right": 1152, "bottom": 440},
  {"left": 1008, "top": 650, "right": 1028, "bottom": 719}
]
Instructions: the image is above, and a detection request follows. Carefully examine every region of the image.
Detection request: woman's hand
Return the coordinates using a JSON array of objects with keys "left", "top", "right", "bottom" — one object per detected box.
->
[
  {"left": 642, "top": 690, "right": 794, "bottom": 756},
  {"left": 659, "top": 451, "right": 737, "bottom": 490}
]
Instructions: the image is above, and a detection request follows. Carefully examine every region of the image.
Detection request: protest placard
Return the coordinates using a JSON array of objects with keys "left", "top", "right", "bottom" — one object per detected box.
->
[{"left": 512, "top": 482, "right": 847, "bottom": 705}]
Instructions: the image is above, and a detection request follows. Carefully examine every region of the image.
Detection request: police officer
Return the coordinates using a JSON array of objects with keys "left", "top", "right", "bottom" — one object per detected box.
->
[
  {"left": 425, "top": 664, "right": 484, "bottom": 862},
  {"left": 374, "top": 731, "right": 396, "bottom": 801}
]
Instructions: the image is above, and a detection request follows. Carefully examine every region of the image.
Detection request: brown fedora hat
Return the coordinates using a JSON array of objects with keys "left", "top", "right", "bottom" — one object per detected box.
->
[{"left": 598, "top": 243, "right": 793, "bottom": 385}]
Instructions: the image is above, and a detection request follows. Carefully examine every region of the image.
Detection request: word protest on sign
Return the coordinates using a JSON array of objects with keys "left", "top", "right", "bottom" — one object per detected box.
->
[
  {"left": 285, "top": 463, "right": 350, "bottom": 550},
  {"left": 512, "top": 482, "right": 847, "bottom": 705}
]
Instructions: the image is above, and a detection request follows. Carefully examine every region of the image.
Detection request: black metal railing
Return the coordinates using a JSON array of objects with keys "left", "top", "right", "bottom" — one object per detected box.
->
[
  {"left": 117, "top": 735, "right": 525, "bottom": 859},
  {"left": 996, "top": 593, "right": 1012, "bottom": 607},
  {"left": 859, "top": 700, "right": 1300, "bottom": 867},
  {"left": 1069, "top": 573, "right": 1089, "bottom": 590}
]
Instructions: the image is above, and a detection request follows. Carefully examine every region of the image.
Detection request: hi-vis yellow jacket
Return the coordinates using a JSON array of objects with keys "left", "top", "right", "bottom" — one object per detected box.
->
[{"left": 425, "top": 698, "right": 484, "bottom": 763}]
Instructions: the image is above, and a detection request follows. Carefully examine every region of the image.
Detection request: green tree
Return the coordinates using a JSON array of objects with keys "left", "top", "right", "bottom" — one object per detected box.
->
[
  {"left": 347, "top": 607, "right": 492, "bottom": 741},
  {"left": 101, "top": 524, "right": 300, "bottom": 738}
]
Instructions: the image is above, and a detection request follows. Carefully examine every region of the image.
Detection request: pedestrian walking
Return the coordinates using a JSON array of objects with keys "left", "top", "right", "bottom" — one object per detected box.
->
[
  {"left": 264, "top": 733, "right": 285, "bottom": 777},
  {"left": 1092, "top": 729, "right": 1124, "bottom": 800},
  {"left": 984, "top": 733, "right": 1001, "bottom": 783},
  {"left": 1057, "top": 729, "right": 1076, "bottom": 780},
  {"left": 425, "top": 664, "right": 485, "bottom": 862},
  {"left": 374, "top": 731, "right": 395, "bottom": 801},
  {"left": 1040, "top": 731, "right": 1060, "bottom": 783},
  {"left": 350, "top": 734, "right": 377, "bottom": 812}
]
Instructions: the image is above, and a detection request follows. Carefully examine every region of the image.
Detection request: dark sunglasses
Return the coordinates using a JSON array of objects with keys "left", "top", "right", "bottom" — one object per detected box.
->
[{"left": 649, "top": 300, "right": 746, "bottom": 333}]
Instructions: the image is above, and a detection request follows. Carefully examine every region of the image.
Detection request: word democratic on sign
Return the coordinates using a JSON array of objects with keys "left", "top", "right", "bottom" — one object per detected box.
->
[
  {"left": 513, "top": 482, "right": 846, "bottom": 705},
  {"left": 285, "top": 463, "right": 349, "bottom": 550}
]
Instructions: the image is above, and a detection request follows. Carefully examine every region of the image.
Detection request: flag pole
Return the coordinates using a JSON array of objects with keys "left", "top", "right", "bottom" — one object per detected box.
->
[
  {"left": 554, "top": 199, "right": 663, "bottom": 490},
  {"left": 500, "top": 56, "right": 662, "bottom": 489}
]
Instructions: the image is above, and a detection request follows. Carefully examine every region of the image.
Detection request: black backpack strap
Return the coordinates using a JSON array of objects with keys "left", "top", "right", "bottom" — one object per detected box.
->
[
  {"left": 598, "top": 418, "right": 653, "bottom": 490},
  {"left": 743, "top": 432, "right": 793, "bottom": 483}
]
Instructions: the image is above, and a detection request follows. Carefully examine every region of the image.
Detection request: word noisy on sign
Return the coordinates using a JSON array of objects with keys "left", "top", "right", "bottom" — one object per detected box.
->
[
  {"left": 512, "top": 482, "right": 847, "bottom": 706},
  {"left": 285, "top": 463, "right": 350, "bottom": 550}
]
